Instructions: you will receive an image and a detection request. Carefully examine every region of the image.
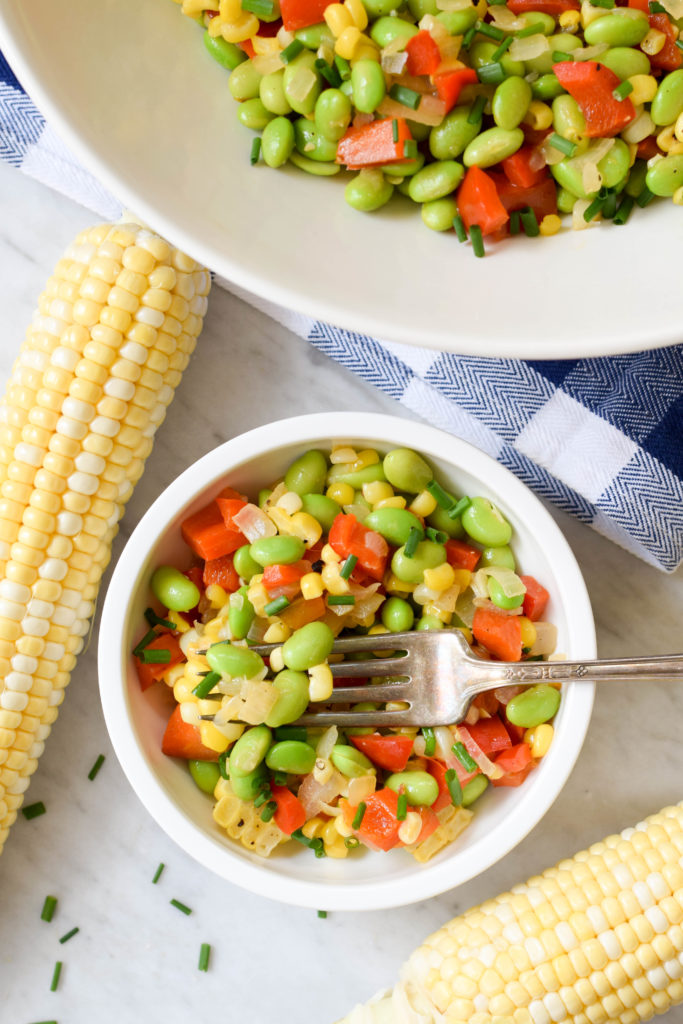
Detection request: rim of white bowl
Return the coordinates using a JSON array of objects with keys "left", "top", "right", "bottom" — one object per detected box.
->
[{"left": 99, "top": 412, "right": 595, "bottom": 910}]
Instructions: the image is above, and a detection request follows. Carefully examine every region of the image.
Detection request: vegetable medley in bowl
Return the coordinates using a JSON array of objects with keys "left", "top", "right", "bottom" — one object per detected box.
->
[
  {"left": 174, "top": 0, "right": 683, "bottom": 254},
  {"left": 134, "top": 442, "right": 563, "bottom": 864}
]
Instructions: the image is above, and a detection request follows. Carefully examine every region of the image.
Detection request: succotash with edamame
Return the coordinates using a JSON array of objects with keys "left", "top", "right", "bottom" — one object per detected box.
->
[
  {"left": 175, "top": 0, "right": 683, "bottom": 254},
  {"left": 134, "top": 444, "right": 559, "bottom": 861}
]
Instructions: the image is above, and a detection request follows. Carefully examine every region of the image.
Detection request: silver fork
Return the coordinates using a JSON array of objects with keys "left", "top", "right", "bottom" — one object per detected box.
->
[{"left": 244, "top": 628, "right": 683, "bottom": 728}]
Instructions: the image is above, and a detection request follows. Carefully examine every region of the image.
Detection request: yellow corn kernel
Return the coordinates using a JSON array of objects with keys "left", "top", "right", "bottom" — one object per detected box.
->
[
  {"left": 675, "top": 110, "right": 683, "bottom": 142},
  {"left": 314, "top": 757, "right": 334, "bottom": 784},
  {"left": 385, "top": 701, "right": 409, "bottom": 712},
  {"left": 335, "top": 25, "right": 362, "bottom": 58},
  {"left": 559, "top": 8, "right": 580, "bottom": 29},
  {"left": 523, "top": 101, "right": 553, "bottom": 131},
  {"left": 355, "top": 613, "right": 377, "bottom": 629},
  {"left": 525, "top": 723, "right": 554, "bottom": 758},
  {"left": 252, "top": 33, "right": 281, "bottom": 54},
  {"left": 221, "top": 13, "right": 259, "bottom": 42},
  {"left": 385, "top": 573, "right": 415, "bottom": 594},
  {"left": 629, "top": 73, "right": 658, "bottom": 105},
  {"left": 641, "top": 27, "right": 666, "bottom": 54},
  {"left": 325, "top": 2, "right": 353, "bottom": 36},
  {"left": 302, "top": 816, "right": 325, "bottom": 839},
  {"left": 398, "top": 811, "right": 423, "bottom": 845},
  {"left": 351, "top": 449, "right": 380, "bottom": 470},
  {"left": 673, "top": 185, "right": 683, "bottom": 205},
  {"left": 164, "top": 663, "right": 187, "bottom": 690},
  {"left": 309, "top": 663, "right": 334, "bottom": 702},
  {"left": 540, "top": 214, "right": 562, "bottom": 236},
  {"left": 321, "top": 563, "right": 350, "bottom": 595},
  {"left": 269, "top": 646, "right": 285, "bottom": 673},
  {"left": 322, "top": 817, "right": 340, "bottom": 846},
  {"left": 289, "top": 511, "right": 323, "bottom": 546},
  {"left": 247, "top": 580, "right": 269, "bottom": 615},
  {"left": 657, "top": 125, "right": 678, "bottom": 153},
  {"left": 375, "top": 495, "right": 407, "bottom": 510},
  {"left": 580, "top": 0, "right": 606, "bottom": 27},
  {"left": 205, "top": 583, "right": 228, "bottom": 608},
  {"left": 264, "top": 621, "right": 291, "bottom": 643},
  {"left": 409, "top": 490, "right": 438, "bottom": 517},
  {"left": 167, "top": 609, "right": 190, "bottom": 633},
  {"left": 326, "top": 481, "right": 355, "bottom": 505},
  {"left": 325, "top": 836, "right": 349, "bottom": 858},
  {"left": 335, "top": 813, "right": 355, "bottom": 837},
  {"left": 276, "top": 490, "right": 303, "bottom": 514},
  {"left": 265, "top": 505, "right": 293, "bottom": 535},
  {"left": 424, "top": 602, "right": 454, "bottom": 625},
  {"left": 330, "top": 445, "right": 357, "bottom": 463},
  {"left": 519, "top": 616, "right": 537, "bottom": 650},
  {"left": 199, "top": 721, "right": 231, "bottom": 753},
  {"left": 368, "top": 624, "right": 388, "bottom": 635},
  {"left": 321, "top": 543, "right": 341, "bottom": 563},
  {"left": 345, "top": 0, "right": 368, "bottom": 30},
  {"left": 362, "top": 480, "right": 394, "bottom": 505},
  {"left": 423, "top": 562, "right": 456, "bottom": 593},
  {"left": 301, "top": 572, "right": 324, "bottom": 599}
]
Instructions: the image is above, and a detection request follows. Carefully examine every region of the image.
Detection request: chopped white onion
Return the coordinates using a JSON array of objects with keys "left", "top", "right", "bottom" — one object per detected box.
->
[
  {"left": 316, "top": 725, "right": 338, "bottom": 760},
  {"left": 348, "top": 774, "right": 377, "bottom": 804},
  {"left": 509, "top": 34, "right": 549, "bottom": 61},
  {"left": 239, "top": 679, "right": 278, "bottom": 724},
  {"left": 455, "top": 726, "right": 503, "bottom": 780},
  {"left": 661, "top": 0, "right": 683, "bottom": 18},
  {"left": 232, "top": 502, "right": 277, "bottom": 542},
  {"left": 298, "top": 768, "right": 346, "bottom": 817},
  {"left": 622, "top": 109, "right": 655, "bottom": 145},
  {"left": 251, "top": 54, "right": 284, "bottom": 74},
  {"left": 473, "top": 567, "right": 527, "bottom": 600},
  {"left": 494, "top": 684, "right": 525, "bottom": 705},
  {"left": 572, "top": 198, "right": 593, "bottom": 230},
  {"left": 436, "top": 0, "right": 474, "bottom": 10},
  {"left": 377, "top": 94, "right": 447, "bottom": 126},
  {"left": 528, "top": 621, "right": 558, "bottom": 657},
  {"left": 381, "top": 51, "right": 409, "bottom": 74},
  {"left": 574, "top": 42, "right": 609, "bottom": 61}
]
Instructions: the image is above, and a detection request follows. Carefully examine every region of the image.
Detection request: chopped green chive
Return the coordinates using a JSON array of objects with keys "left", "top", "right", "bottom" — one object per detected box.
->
[
  {"left": 340, "top": 554, "right": 358, "bottom": 579},
  {"left": 253, "top": 788, "right": 272, "bottom": 808},
  {"left": 218, "top": 751, "right": 230, "bottom": 780},
  {"left": 198, "top": 942, "right": 211, "bottom": 972},
  {"left": 510, "top": 209, "right": 521, "bottom": 235},
  {"left": 50, "top": 961, "right": 62, "bottom": 993},
  {"left": 242, "top": 0, "right": 274, "bottom": 14},
  {"left": 344, "top": 835, "right": 360, "bottom": 848},
  {"left": 422, "top": 727, "right": 436, "bottom": 757},
  {"left": 477, "top": 61, "right": 505, "bottom": 85},
  {"left": 280, "top": 39, "right": 304, "bottom": 62},
  {"left": 264, "top": 595, "right": 290, "bottom": 616},
  {"left": 133, "top": 628, "right": 157, "bottom": 657},
  {"left": 468, "top": 94, "right": 487, "bottom": 123},
  {"left": 445, "top": 768, "right": 463, "bottom": 806},
  {"left": 469, "top": 224, "right": 485, "bottom": 257},
  {"left": 462, "top": 24, "right": 478, "bottom": 48},
  {"left": 583, "top": 194, "right": 605, "bottom": 221},
  {"left": 426, "top": 480, "right": 454, "bottom": 509},
  {"left": 396, "top": 792, "right": 408, "bottom": 820},
  {"left": 590, "top": 0, "right": 615, "bottom": 7},
  {"left": 260, "top": 800, "right": 278, "bottom": 822},
  {"left": 601, "top": 190, "right": 618, "bottom": 219},
  {"left": 272, "top": 770, "right": 288, "bottom": 786},
  {"left": 317, "top": 909, "right": 328, "bottom": 918},
  {"left": 552, "top": 50, "right": 574, "bottom": 62},
  {"left": 476, "top": 19, "right": 505, "bottom": 40},
  {"left": 352, "top": 801, "right": 367, "bottom": 830},
  {"left": 613, "top": 194, "right": 634, "bottom": 225},
  {"left": 404, "top": 526, "right": 422, "bottom": 557},
  {"left": 549, "top": 132, "right": 577, "bottom": 157},
  {"left": 144, "top": 607, "right": 175, "bottom": 630},
  {"left": 452, "top": 741, "right": 478, "bottom": 772},
  {"left": 516, "top": 21, "right": 545, "bottom": 36},
  {"left": 403, "top": 139, "right": 419, "bottom": 160},
  {"left": 41, "top": 895, "right": 58, "bottom": 922},
  {"left": 389, "top": 83, "right": 422, "bottom": 110},
  {"left": 334, "top": 54, "right": 351, "bottom": 79},
  {"left": 250, "top": 137, "right": 261, "bottom": 165},
  {"left": 492, "top": 36, "right": 513, "bottom": 60},
  {"left": 87, "top": 754, "right": 105, "bottom": 781},
  {"left": 425, "top": 528, "right": 447, "bottom": 544},
  {"left": 316, "top": 58, "right": 342, "bottom": 87},
  {"left": 275, "top": 725, "right": 308, "bottom": 742},
  {"left": 520, "top": 206, "right": 540, "bottom": 237},
  {"left": 635, "top": 185, "right": 654, "bottom": 207},
  {"left": 327, "top": 594, "right": 355, "bottom": 605},
  {"left": 170, "top": 899, "right": 192, "bottom": 915},
  {"left": 141, "top": 647, "right": 171, "bottom": 664},
  {"left": 59, "top": 927, "right": 80, "bottom": 944},
  {"left": 22, "top": 801, "right": 46, "bottom": 820},
  {"left": 193, "top": 670, "right": 221, "bottom": 699},
  {"left": 613, "top": 80, "right": 633, "bottom": 101},
  {"left": 392, "top": 119, "right": 399, "bottom": 143},
  {"left": 452, "top": 213, "right": 468, "bottom": 242},
  {"left": 676, "top": 38, "right": 683, "bottom": 52},
  {"left": 448, "top": 495, "right": 471, "bottom": 520},
  {"left": 313, "top": 839, "right": 327, "bottom": 858},
  {"left": 152, "top": 862, "right": 165, "bottom": 884}
]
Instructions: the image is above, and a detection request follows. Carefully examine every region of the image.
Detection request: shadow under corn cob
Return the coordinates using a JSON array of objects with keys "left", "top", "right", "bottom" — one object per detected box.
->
[{"left": 0, "top": 222, "right": 211, "bottom": 851}]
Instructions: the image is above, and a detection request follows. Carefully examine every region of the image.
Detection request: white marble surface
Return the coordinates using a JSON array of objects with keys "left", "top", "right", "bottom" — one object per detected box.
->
[{"left": 1, "top": 159, "right": 682, "bottom": 1024}]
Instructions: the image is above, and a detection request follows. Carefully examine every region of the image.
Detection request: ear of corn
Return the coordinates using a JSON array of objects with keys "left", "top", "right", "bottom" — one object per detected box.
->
[
  {"left": 0, "top": 222, "right": 210, "bottom": 852},
  {"left": 338, "top": 804, "right": 683, "bottom": 1024}
]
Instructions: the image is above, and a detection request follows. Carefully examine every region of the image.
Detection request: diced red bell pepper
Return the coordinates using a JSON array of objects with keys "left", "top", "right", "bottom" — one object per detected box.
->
[
  {"left": 426, "top": 759, "right": 454, "bottom": 811},
  {"left": 492, "top": 761, "right": 536, "bottom": 787},
  {"left": 492, "top": 172, "right": 558, "bottom": 222},
  {"left": 433, "top": 68, "right": 479, "bottom": 114},
  {"left": 179, "top": 566, "right": 204, "bottom": 625},
  {"left": 406, "top": 30, "right": 441, "bottom": 77},
  {"left": 552, "top": 61, "right": 636, "bottom": 137},
  {"left": 445, "top": 538, "right": 481, "bottom": 572},
  {"left": 472, "top": 607, "right": 523, "bottom": 662},
  {"left": 262, "top": 561, "right": 311, "bottom": 599},
  {"left": 637, "top": 135, "right": 661, "bottom": 161},
  {"left": 181, "top": 501, "right": 246, "bottom": 561},
  {"left": 519, "top": 575, "right": 549, "bottom": 622},
  {"left": 491, "top": 743, "right": 534, "bottom": 786},
  {"left": 203, "top": 554, "right": 240, "bottom": 593},
  {"left": 501, "top": 145, "right": 548, "bottom": 189},
  {"left": 280, "top": 0, "right": 330, "bottom": 30},
  {"left": 336, "top": 118, "right": 413, "bottom": 169},
  {"left": 473, "top": 690, "right": 499, "bottom": 716},
  {"left": 355, "top": 788, "right": 403, "bottom": 851},
  {"left": 328, "top": 512, "right": 388, "bottom": 581},
  {"left": 161, "top": 705, "right": 219, "bottom": 761},
  {"left": 239, "top": 38, "right": 255, "bottom": 58},
  {"left": 508, "top": 0, "right": 579, "bottom": 12},
  {"left": 504, "top": 719, "right": 527, "bottom": 745},
  {"left": 279, "top": 595, "right": 326, "bottom": 630},
  {"left": 350, "top": 733, "right": 414, "bottom": 772},
  {"left": 457, "top": 166, "right": 510, "bottom": 236},
  {"left": 464, "top": 716, "right": 512, "bottom": 756},
  {"left": 216, "top": 497, "right": 248, "bottom": 531},
  {"left": 427, "top": 754, "right": 478, "bottom": 795},
  {"left": 647, "top": 13, "right": 683, "bottom": 71},
  {"left": 135, "top": 632, "right": 184, "bottom": 691},
  {"left": 270, "top": 785, "right": 307, "bottom": 835}
]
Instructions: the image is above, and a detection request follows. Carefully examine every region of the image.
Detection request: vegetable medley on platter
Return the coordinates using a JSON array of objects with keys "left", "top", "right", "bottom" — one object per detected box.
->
[
  {"left": 174, "top": 0, "right": 683, "bottom": 253},
  {"left": 134, "top": 444, "right": 561, "bottom": 862}
]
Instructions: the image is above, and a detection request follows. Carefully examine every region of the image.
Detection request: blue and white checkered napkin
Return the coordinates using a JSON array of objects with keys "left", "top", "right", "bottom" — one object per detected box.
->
[{"left": 2, "top": 52, "right": 682, "bottom": 571}]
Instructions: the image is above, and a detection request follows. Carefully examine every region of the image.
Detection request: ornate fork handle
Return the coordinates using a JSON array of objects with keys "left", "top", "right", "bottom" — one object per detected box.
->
[{"left": 471, "top": 653, "right": 683, "bottom": 691}]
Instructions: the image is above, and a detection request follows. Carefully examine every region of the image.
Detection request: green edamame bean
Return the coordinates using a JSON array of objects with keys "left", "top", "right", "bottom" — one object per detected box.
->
[
  {"left": 552, "top": 94, "right": 586, "bottom": 143},
  {"left": 386, "top": 770, "right": 439, "bottom": 807},
  {"left": 370, "top": 16, "right": 419, "bottom": 49},
  {"left": 327, "top": 462, "right": 386, "bottom": 488},
  {"left": 492, "top": 77, "right": 532, "bottom": 131},
  {"left": 260, "top": 70, "right": 292, "bottom": 115},
  {"left": 207, "top": 642, "right": 265, "bottom": 679},
  {"left": 203, "top": 30, "right": 247, "bottom": 70},
  {"left": 282, "top": 621, "right": 334, "bottom": 671},
  {"left": 364, "top": 0, "right": 401, "bottom": 15},
  {"left": 330, "top": 744, "right": 376, "bottom": 778},
  {"left": 285, "top": 449, "right": 328, "bottom": 495},
  {"left": 151, "top": 565, "right": 200, "bottom": 612},
  {"left": 600, "top": 47, "right": 651, "bottom": 81},
  {"left": 517, "top": 11, "right": 555, "bottom": 34},
  {"left": 381, "top": 154, "right": 426, "bottom": 179},
  {"left": 290, "top": 150, "right": 341, "bottom": 176},
  {"left": 228, "top": 60, "right": 262, "bottom": 101},
  {"left": 294, "top": 118, "right": 339, "bottom": 161},
  {"left": 383, "top": 448, "right": 433, "bottom": 493},
  {"left": 391, "top": 540, "right": 447, "bottom": 584},
  {"left": 265, "top": 670, "right": 310, "bottom": 728},
  {"left": 266, "top": 740, "right": 316, "bottom": 774},
  {"left": 462, "top": 774, "right": 489, "bottom": 807},
  {"left": 409, "top": 161, "right": 464, "bottom": 202},
  {"left": 487, "top": 575, "right": 525, "bottom": 610},
  {"left": 314, "top": 88, "right": 352, "bottom": 142},
  {"left": 646, "top": 153, "right": 683, "bottom": 196},
  {"left": 234, "top": 544, "right": 262, "bottom": 582},
  {"left": 531, "top": 73, "right": 565, "bottom": 102},
  {"left": 416, "top": 614, "right": 445, "bottom": 630},
  {"left": 258, "top": 488, "right": 272, "bottom": 508},
  {"left": 238, "top": 98, "right": 274, "bottom": 131},
  {"left": 351, "top": 59, "right": 386, "bottom": 114},
  {"left": 651, "top": 69, "right": 683, "bottom": 126},
  {"left": 584, "top": 10, "right": 649, "bottom": 47},
  {"left": 229, "top": 724, "right": 272, "bottom": 775},
  {"left": 625, "top": 158, "right": 648, "bottom": 197},
  {"left": 556, "top": 186, "right": 577, "bottom": 214},
  {"left": 283, "top": 52, "right": 322, "bottom": 115},
  {"left": 430, "top": 106, "right": 481, "bottom": 160},
  {"left": 506, "top": 684, "right": 561, "bottom": 728},
  {"left": 364, "top": 507, "right": 424, "bottom": 546},
  {"left": 249, "top": 535, "right": 306, "bottom": 566},
  {"left": 551, "top": 138, "right": 630, "bottom": 198},
  {"left": 300, "top": 494, "right": 340, "bottom": 533},
  {"left": 469, "top": 41, "right": 525, "bottom": 78},
  {"left": 228, "top": 587, "right": 255, "bottom": 641},
  {"left": 262, "top": 116, "right": 295, "bottom": 168},
  {"left": 524, "top": 33, "right": 581, "bottom": 75},
  {"left": 464, "top": 127, "right": 524, "bottom": 168},
  {"left": 436, "top": 8, "right": 478, "bottom": 34},
  {"left": 189, "top": 759, "right": 221, "bottom": 794},
  {"left": 295, "top": 22, "right": 334, "bottom": 48},
  {"left": 230, "top": 763, "right": 269, "bottom": 801},
  {"left": 381, "top": 596, "right": 415, "bottom": 633},
  {"left": 427, "top": 502, "right": 465, "bottom": 539},
  {"left": 480, "top": 546, "right": 515, "bottom": 570},
  {"left": 346, "top": 170, "right": 394, "bottom": 212},
  {"left": 260, "top": 0, "right": 281, "bottom": 21},
  {"left": 462, "top": 497, "right": 512, "bottom": 547},
  {"left": 408, "top": 0, "right": 438, "bottom": 17},
  {"left": 407, "top": 119, "right": 431, "bottom": 142},
  {"left": 345, "top": 702, "right": 379, "bottom": 736}
]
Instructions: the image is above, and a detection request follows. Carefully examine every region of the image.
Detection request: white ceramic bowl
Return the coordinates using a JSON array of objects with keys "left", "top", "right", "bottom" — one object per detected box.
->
[
  {"left": 0, "top": 0, "right": 680, "bottom": 359},
  {"left": 98, "top": 412, "right": 595, "bottom": 909}
]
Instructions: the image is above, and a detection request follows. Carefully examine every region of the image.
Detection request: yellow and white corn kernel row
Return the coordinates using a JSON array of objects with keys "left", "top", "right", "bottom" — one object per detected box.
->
[{"left": 0, "top": 223, "right": 210, "bottom": 851}]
